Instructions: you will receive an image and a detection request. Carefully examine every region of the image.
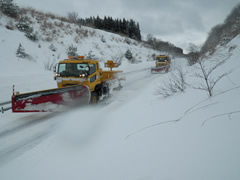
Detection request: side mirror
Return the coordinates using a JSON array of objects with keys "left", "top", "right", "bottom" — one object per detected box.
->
[{"left": 53, "top": 64, "right": 58, "bottom": 73}]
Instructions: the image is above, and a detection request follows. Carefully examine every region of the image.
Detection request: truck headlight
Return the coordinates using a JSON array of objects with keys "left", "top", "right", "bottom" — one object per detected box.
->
[{"left": 55, "top": 76, "right": 62, "bottom": 82}]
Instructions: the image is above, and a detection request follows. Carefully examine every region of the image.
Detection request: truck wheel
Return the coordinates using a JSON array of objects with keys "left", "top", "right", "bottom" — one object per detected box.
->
[{"left": 91, "top": 92, "right": 98, "bottom": 104}]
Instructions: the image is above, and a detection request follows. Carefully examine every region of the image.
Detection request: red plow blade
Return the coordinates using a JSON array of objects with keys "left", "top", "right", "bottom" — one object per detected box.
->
[
  {"left": 151, "top": 66, "right": 169, "bottom": 73},
  {"left": 12, "top": 85, "right": 90, "bottom": 112}
]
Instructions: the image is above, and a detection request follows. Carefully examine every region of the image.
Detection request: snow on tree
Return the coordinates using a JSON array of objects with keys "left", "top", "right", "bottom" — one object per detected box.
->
[
  {"left": 16, "top": 43, "right": 27, "bottom": 58},
  {"left": 0, "top": 0, "right": 20, "bottom": 18},
  {"left": 125, "top": 49, "right": 133, "bottom": 61},
  {"left": 67, "top": 44, "right": 78, "bottom": 56},
  {"left": 85, "top": 50, "right": 96, "bottom": 59},
  {"left": 49, "top": 44, "right": 57, "bottom": 52},
  {"left": 79, "top": 16, "right": 141, "bottom": 41},
  {"left": 17, "top": 17, "right": 32, "bottom": 33},
  {"left": 25, "top": 31, "right": 39, "bottom": 41},
  {"left": 17, "top": 17, "right": 39, "bottom": 41}
]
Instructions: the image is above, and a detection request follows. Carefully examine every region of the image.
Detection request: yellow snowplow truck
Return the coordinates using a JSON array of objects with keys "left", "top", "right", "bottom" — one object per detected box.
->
[
  {"left": 151, "top": 55, "right": 171, "bottom": 73},
  {"left": 12, "top": 56, "right": 123, "bottom": 112}
]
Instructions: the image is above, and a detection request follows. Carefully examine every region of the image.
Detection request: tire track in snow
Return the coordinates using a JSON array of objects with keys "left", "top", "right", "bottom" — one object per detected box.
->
[
  {"left": 100, "top": 68, "right": 163, "bottom": 111},
  {"left": 0, "top": 67, "right": 165, "bottom": 166},
  {"left": 0, "top": 128, "right": 52, "bottom": 167},
  {"left": 0, "top": 113, "right": 58, "bottom": 166},
  {"left": 0, "top": 113, "right": 57, "bottom": 138}
]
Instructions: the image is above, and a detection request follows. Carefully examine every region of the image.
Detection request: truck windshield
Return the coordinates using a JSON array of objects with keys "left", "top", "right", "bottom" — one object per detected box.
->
[
  {"left": 58, "top": 63, "right": 89, "bottom": 77},
  {"left": 156, "top": 57, "right": 168, "bottom": 62}
]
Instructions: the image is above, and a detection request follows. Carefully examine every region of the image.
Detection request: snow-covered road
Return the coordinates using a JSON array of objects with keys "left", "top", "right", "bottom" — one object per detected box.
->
[
  {"left": 1, "top": 52, "right": 240, "bottom": 180},
  {"left": 0, "top": 65, "right": 162, "bottom": 166},
  {"left": 1, "top": 8, "right": 240, "bottom": 178},
  {"left": 0, "top": 113, "right": 56, "bottom": 165}
]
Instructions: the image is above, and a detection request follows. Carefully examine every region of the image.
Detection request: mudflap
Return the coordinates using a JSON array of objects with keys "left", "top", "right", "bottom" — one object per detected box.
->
[{"left": 12, "top": 85, "right": 90, "bottom": 112}]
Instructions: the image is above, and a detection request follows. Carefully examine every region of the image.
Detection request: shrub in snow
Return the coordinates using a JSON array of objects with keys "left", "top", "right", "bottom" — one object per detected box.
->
[
  {"left": 125, "top": 49, "right": 135, "bottom": 63},
  {"left": 5, "top": 20, "right": 15, "bottom": 30},
  {"left": 124, "top": 37, "right": 131, "bottom": 44},
  {"left": 111, "top": 53, "right": 124, "bottom": 66},
  {"left": 49, "top": 44, "right": 57, "bottom": 52},
  {"left": 0, "top": 0, "right": 20, "bottom": 18},
  {"left": 44, "top": 58, "right": 56, "bottom": 71},
  {"left": 125, "top": 49, "right": 132, "bottom": 59},
  {"left": 193, "top": 56, "right": 232, "bottom": 97},
  {"left": 67, "top": 11, "right": 79, "bottom": 24},
  {"left": 17, "top": 17, "right": 32, "bottom": 33},
  {"left": 25, "top": 31, "right": 39, "bottom": 41},
  {"left": 85, "top": 50, "right": 96, "bottom": 59},
  {"left": 156, "top": 68, "right": 188, "bottom": 98},
  {"left": 101, "top": 35, "right": 106, "bottom": 43},
  {"left": 67, "top": 44, "right": 78, "bottom": 56},
  {"left": 16, "top": 43, "right": 27, "bottom": 58}
]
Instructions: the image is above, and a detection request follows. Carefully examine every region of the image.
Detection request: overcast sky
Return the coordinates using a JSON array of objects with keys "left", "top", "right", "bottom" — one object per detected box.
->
[{"left": 17, "top": 0, "right": 240, "bottom": 52}]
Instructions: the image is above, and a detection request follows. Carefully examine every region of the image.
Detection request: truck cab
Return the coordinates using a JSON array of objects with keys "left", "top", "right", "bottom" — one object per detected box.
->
[
  {"left": 55, "top": 56, "right": 102, "bottom": 92},
  {"left": 54, "top": 56, "right": 123, "bottom": 103},
  {"left": 155, "top": 55, "right": 170, "bottom": 67},
  {"left": 151, "top": 55, "right": 171, "bottom": 73}
]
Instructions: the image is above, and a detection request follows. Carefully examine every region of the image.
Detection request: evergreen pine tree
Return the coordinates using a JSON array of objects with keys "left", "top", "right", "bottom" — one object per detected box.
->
[
  {"left": 122, "top": 18, "right": 127, "bottom": 34},
  {"left": 136, "top": 23, "right": 141, "bottom": 40},
  {"left": 115, "top": 18, "right": 120, "bottom": 32},
  {"left": 0, "top": 0, "right": 20, "bottom": 18},
  {"left": 128, "top": 19, "right": 137, "bottom": 40},
  {"left": 94, "top": 15, "right": 101, "bottom": 29},
  {"left": 85, "top": 50, "right": 96, "bottom": 59},
  {"left": 67, "top": 44, "right": 78, "bottom": 56},
  {"left": 77, "top": 16, "right": 141, "bottom": 40},
  {"left": 25, "top": 31, "right": 39, "bottom": 41},
  {"left": 49, "top": 44, "right": 57, "bottom": 52},
  {"left": 16, "top": 43, "right": 27, "bottom": 58},
  {"left": 103, "top": 16, "right": 107, "bottom": 30},
  {"left": 17, "top": 17, "right": 32, "bottom": 33},
  {"left": 125, "top": 49, "right": 133, "bottom": 60}
]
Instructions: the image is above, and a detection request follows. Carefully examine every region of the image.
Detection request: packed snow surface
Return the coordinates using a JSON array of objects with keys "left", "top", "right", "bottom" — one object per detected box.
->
[{"left": 1, "top": 14, "right": 240, "bottom": 180}]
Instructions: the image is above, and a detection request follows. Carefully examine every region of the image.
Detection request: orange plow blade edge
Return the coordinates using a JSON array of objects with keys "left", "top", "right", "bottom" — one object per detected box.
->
[
  {"left": 151, "top": 66, "right": 169, "bottom": 73},
  {"left": 12, "top": 85, "right": 90, "bottom": 112}
]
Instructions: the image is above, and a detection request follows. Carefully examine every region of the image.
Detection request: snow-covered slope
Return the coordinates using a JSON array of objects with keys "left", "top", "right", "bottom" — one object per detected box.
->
[
  {"left": 0, "top": 11, "right": 161, "bottom": 102},
  {"left": 1, "top": 11, "right": 240, "bottom": 180}
]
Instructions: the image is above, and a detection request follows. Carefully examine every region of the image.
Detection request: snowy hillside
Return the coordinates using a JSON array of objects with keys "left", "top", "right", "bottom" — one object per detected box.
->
[
  {"left": 0, "top": 10, "right": 162, "bottom": 102},
  {"left": 1, "top": 8, "right": 240, "bottom": 180}
]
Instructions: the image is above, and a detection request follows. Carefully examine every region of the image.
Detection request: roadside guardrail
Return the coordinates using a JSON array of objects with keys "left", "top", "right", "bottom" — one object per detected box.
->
[{"left": 0, "top": 101, "right": 11, "bottom": 113}]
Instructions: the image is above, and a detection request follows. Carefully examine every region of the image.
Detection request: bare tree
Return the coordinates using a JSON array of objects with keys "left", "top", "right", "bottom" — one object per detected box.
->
[
  {"left": 188, "top": 43, "right": 199, "bottom": 53},
  {"left": 193, "top": 55, "right": 232, "bottom": 97},
  {"left": 156, "top": 68, "right": 188, "bottom": 98},
  {"left": 67, "top": 11, "right": 79, "bottom": 24},
  {"left": 44, "top": 58, "right": 56, "bottom": 71},
  {"left": 111, "top": 53, "right": 124, "bottom": 66},
  {"left": 187, "top": 43, "right": 200, "bottom": 65}
]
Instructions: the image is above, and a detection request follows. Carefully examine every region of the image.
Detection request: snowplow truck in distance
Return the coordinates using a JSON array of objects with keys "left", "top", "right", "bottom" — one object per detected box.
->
[
  {"left": 12, "top": 56, "right": 123, "bottom": 112},
  {"left": 151, "top": 55, "right": 171, "bottom": 73}
]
